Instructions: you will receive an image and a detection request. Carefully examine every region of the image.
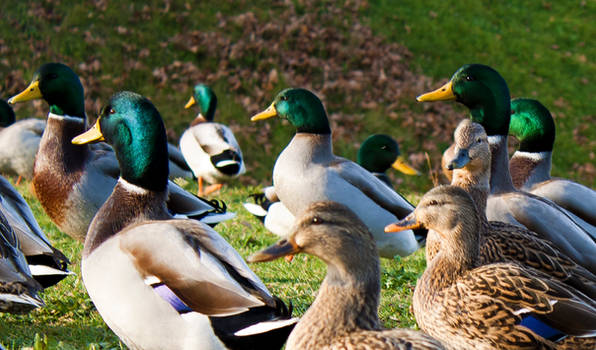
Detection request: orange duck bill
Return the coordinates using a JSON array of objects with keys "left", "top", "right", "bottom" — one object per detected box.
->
[
  {"left": 248, "top": 238, "right": 300, "bottom": 263},
  {"left": 385, "top": 212, "right": 423, "bottom": 233}
]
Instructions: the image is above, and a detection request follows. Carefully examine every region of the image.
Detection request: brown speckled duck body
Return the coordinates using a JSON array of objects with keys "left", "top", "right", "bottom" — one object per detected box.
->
[{"left": 390, "top": 186, "right": 596, "bottom": 349}]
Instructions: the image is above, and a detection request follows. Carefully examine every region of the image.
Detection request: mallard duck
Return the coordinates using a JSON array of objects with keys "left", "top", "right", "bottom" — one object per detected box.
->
[
  {"left": 390, "top": 119, "right": 596, "bottom": 299},
  {"left": 249, "top": 201, "right": 445, "bottom": 350},
  {"left": 243, "top": 134, "right": 420, "bottom": 238},
  {"left": 0, "top": 99, "right": 45, "bottom": 182},
  {"left": 72, "top": 91, "right": 297, "bottom": 350},
  {"left": 180, "top": 84, "right": 245, "bottom": 196},
  {"left": 509, "top": 98, "right": 596, "bottom": 228},
  {"left": 389, "top": 185, "right": 596, "bottom": 349},
  {"left": 8, "top": 63, "right": 233, "bottom": 242},
  {"left": 0, "top": 208, "right": 44, "bottom": 314},
  {"left": 251, "top": 88, "right": 418, "bottom": 258},
  {"left": 417, "top": 64, "right": 596, "bottom": 272}
]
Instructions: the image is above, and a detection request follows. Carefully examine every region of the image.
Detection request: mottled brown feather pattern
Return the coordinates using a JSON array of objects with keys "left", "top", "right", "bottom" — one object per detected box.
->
[
  {"left": 412, "top": 187, "right": 596, "bottom": 350},
  {"left": 427, "top": 120, "right": 596, "bottom": 300}
]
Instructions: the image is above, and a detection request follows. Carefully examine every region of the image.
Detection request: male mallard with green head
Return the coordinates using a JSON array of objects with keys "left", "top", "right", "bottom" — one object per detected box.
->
[
  {"left": 417, "top": 64, "right": 596, "bottom": 271},
  {"left": 8, "top": 63, "right": 232, "bottom": 241},
  {"left": 72, "top": 91, "right": 296, "bottom": 350},
  {"left": 251, "top": 88, "right": 419, "bottom": 258},
  {"left": 509, "top": 98, "right": 596, "bottom": 228},
  {"left": 250, "top": 201, "right": 444, "bottom": 350},
  {"left": 180, "top": 84, "right": 245, "bottom": 196}
]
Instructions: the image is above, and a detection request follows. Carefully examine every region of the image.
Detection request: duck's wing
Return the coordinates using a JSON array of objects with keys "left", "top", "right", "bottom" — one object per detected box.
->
[
  {"left": 119, "top": 219, "right": 273, "bottom": 316},
  {"left": 486, "top": 221, "right": 596, "bottom": 299},
  {"left": 0, "top": 210, "right": 43, "bottom": 313},
  {"left": 530, "top": 179, "right": 596, "bottom": 228},
  {"left": 166, "top": 143, "right": 193, "bottom": 179},
  {"left": 457, "top": 263, "right": 596, "bottom": 342},
  {"left": 330, "top": 158, "right": 414, "bottom": 219},
  {"left": 166, "top": 181, "right": 235, "bottom": 225},
  {"left": 489, "top": 192, "right": 596, "bottom": 272},
  {"left": 0, "top": 176, "right": 71, "bottom": 288}
]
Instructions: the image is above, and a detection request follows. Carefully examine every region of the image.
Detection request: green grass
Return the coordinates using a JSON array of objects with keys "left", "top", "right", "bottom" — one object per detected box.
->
[{"left": 0, "top": 0, "right": 594, "bottom": 348}]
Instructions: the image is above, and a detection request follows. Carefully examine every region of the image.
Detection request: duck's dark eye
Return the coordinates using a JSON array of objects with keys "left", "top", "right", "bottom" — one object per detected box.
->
[
  {"left": 380, "top": 145, "right": 387, "bottom": 150},
  {"left": 109, "top": 108, "right": 116, "bottom": 114},
  {"left": 465, "top": 75, "right": 475, "bottom": 82},
  {"left": 311, "top": 217, "right": 322, "bottom": 224},
  {"left": 280, "top": 95, "right": 288, "bottom": 101},
  {"left": 428, "top": 200, "right": 439, "bottom": 206},
  {"left": 46, "top": 73, "right": 58, "bottom": 80},
  {"left": 476, "top": 137, "right": 483, "bottom": 143}
]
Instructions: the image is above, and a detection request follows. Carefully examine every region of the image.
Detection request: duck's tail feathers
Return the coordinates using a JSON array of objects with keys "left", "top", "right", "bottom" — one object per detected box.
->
[
  {"left": 25, "top": 251, "right": 73, "bottom": 289},
  {"left": 209, "top": 297, "right": 297, "bottom": 350},
  {"left": 211, "top": 150, "right": 243, "bottom": 176},
  {"left": 242, "top": 193, "right": 275, "bottom": 222}
]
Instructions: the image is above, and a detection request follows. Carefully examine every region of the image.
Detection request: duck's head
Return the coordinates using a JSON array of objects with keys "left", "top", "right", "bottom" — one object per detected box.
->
[
  {"left": 251, "top": 88, "right": 331, "bottom": 134},
  {"left": 358, "top": 134, "right": 419, "bottom": 175},
  {"left": 184, "top": 83, "right": 217, "bottom": 123},
  {"left": 417, "top": 64, "right": 511, "bottom": 136},
  {"left": 8, "top": 63, "right": 85, "bottom": 119},
  {"left": 249, "top": 201, "right": 377, "bottom": 268},
  {"left": 388, "top": 185, "right": 479, "bottom": 241},
  {"left": 72, "top": 91, "right": 169, "bottom": 192},
  {"left": 509, "top": 98, "right": 555, "bottom": 153},
  {"left": 0, "top": 99, "right": 16, "bottom": 127},
  {"left": 446, "top": 119, "right": 490, "bottom": 173},
  {"left": 385, "top": 186, "right": 480, "bottom": 263}
]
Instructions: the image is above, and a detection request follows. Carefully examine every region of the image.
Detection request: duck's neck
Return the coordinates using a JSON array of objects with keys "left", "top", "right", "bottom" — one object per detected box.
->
[
  {"left": 280, "top": 133, "right": 334, "bottom": 167},
  {"left": 452, "top": 169, "right": 490, "bottom": 219},
  {"left": 488, "top": 135, "right": 516, "bottom": 193},
  {"left": 509, "top": 151, "right": 552, "bottom": 190},
  {"left": 420, "top": 219, "right": 481, "bottom": 292},
  {"left": 35, "top": 113, "right": 89, "bottom": 173},
  {"left": 83, "top": 178, "right": 170, "bottom": 257},
  {"left": 288, "top": 256, "right": 381, "bottom": 348}
]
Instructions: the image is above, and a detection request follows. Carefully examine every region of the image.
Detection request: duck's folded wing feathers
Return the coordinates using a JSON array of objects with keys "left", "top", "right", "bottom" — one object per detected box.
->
[
  {"left": 331, "top": 158, "right": 414, "bottom": 218},
  {"left": 119, "top": 220, "right": 271, "bottom": 316}
]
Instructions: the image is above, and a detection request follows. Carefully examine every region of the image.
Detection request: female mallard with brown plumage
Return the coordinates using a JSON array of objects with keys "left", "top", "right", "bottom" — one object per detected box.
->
[
  {"left": 8, "top": 63, "right": 232, "bottom": 242},
  {"left": 389, "top": 185, "right": 596, "bottom": 349},
  {"left": 249, "top": 200, "right": 444, "bottom": 350},
  {"left": 417, "top": 64, "right": 596, "bottom": 272},
  {"left": 509, "top": 98, "right": 596, "bottom": 230}
]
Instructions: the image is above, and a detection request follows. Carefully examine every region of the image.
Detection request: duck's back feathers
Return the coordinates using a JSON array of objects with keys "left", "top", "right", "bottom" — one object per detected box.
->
[
  {"left": 329, "top": 329, "right": 445, "bottom": 350},
  {"left": 0, "top": 118, "right": 46, "bottom": 179},
  {"left": 180, "top": 122, "right": 245, "bottom": 183}
]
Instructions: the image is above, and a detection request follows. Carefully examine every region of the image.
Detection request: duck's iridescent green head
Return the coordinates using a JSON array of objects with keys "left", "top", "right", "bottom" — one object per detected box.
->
[
  {"left": 73, "top": 91, "right": 169, "bottom": 191},
  {"left": 417, "top": 64, "right": 511, "bottom": 136},
  {"left": 0, "top": 99, "right": 16, "bottom": 127},
  {"left": 184, "top": 84, "right": 217, "bottom": 122},
  {"left": 251, "top": 88, "right": 331, "bottom": 134},
  {"left": 509, "top": 98, "right": 555, "bottom": 153},
  {"left": 357, "top": 134, "right": 419, "bottom": 175},
  {"left": 8, "top": 63, "right": 85, "bottom": 119}
]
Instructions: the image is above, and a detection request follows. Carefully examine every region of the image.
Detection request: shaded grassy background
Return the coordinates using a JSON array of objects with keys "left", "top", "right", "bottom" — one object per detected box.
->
[{"left": 0, "top": 0, "right": 594, "bottom": 348}]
